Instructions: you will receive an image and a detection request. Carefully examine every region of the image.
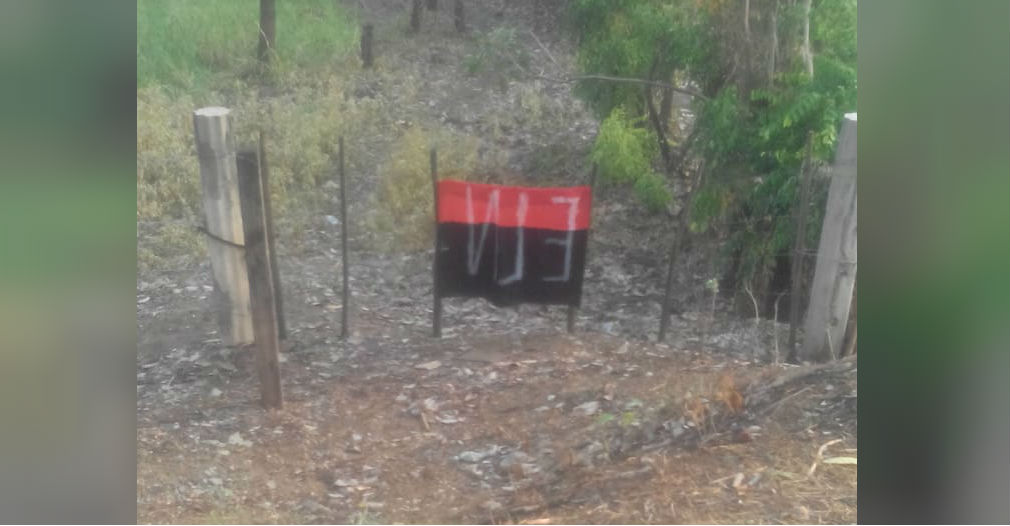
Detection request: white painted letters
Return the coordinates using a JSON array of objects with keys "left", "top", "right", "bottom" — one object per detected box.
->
[
  {"left": 543, "top": 196, "right": 580, "bottom": 283},
  {"left": 466, "top": 186, "right": 500, "bottom": 275},
  {"left": 497, "top": 192, "right": 528, "bottom": 285}
]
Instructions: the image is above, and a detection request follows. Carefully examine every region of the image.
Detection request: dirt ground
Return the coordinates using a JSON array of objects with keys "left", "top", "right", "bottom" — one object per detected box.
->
[
  {"left": 137, "top": 1, "right": 856, "bottom": 523},
  {"left": 137, "top": 232, "right": 857, "bottom": 524},
  {"left": 137, "top": 318, "right": 856, "bottom": 524}
]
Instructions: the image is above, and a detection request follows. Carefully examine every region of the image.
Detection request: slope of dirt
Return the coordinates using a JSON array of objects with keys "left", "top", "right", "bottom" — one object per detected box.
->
[
  {"left": 137, "top": 2, "right": 856, "bottom": 523},
  {"left": 138, "top": 322, "right": 855, "bottom": 524}
]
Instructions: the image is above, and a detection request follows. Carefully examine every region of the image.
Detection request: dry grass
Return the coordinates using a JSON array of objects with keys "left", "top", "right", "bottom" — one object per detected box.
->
[{"left": 367, "top": 126, "right": 507, "bottom": 251}]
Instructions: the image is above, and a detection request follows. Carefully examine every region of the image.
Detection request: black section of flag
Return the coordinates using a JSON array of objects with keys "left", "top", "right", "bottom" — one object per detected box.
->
[{"left": 435, "top": 222, "right": 588, "bottom": 307}]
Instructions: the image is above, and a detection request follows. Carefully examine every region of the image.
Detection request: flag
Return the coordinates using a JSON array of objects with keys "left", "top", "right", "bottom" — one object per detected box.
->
[{"left": 435, "top": 180, "right": 592, "bottom": 307}]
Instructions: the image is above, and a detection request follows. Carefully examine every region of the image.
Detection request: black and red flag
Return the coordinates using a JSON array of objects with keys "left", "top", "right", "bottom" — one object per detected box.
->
[{"left": 435, "top": 180, "right": 592, "bottom": 307}]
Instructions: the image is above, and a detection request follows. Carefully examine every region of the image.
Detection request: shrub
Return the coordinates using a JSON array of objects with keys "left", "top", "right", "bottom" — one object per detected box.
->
[
  {"left": 369, "top": 127, "right": 496, "bottom": 251},
  {"left": 590, "top": 108, "right": 670, "bottom": 212}
]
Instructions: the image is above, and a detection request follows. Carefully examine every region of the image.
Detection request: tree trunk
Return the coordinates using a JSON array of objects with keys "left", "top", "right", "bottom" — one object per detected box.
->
[
  {"left": 741, "top": 0, "right": 751, "bottom": 94},
  {"left": 800, "top": 0, "right": 813, "bottom": 76},
  {"left": 427, "top": 0, "right": 438, "bottom": 10},
  {"left": 258, "top": 0, "right": 276, "bottom": 64},
  {"left": 360, "top": 23, "right": 374, "bottom": 68},
  {"left": 645, "top": 88, "right": 673, "bottom": 170},
  {"left": 410, "top": 0, "right": 423, "bottom": 33},
  {"left": 659, "top": 86, "right": 673, "bottom": 136},
  {"left": 659, "top": 161, "right": 706, "bottom": 341},
  {"left": 743, "top": 0, "right": 751, "bottom": 41},
  {"left": 645, "top": 56, "right": 672, "bottom": 169},
  {"left": 787, "top": 136, "right": 814, "bottom": 362},
  {"left": 768, "top": 0, "right": 779, "bottom": 82},
  {"left": 454, "top": 0, "right": 465, "bottom": 33}
]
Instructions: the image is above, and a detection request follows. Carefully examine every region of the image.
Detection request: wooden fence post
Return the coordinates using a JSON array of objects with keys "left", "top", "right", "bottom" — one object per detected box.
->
[
  {"left": 236, "top": 148, "right": 283, "bottom": 409},
  {"left": 258, "top": 131, "right": 286, "bottom": 340},
  {"left": 800, "top": 114, "right": 857, "bottom": 362},
  {"left": 193, "top": 107, "right": 253, "bottom": 346},
  {"left": 339, "top": 137, "right": 350, "bottom": 339},
  {"left": 431, "top": 148, "right": 442, "bottom": 337},
  {"left": 360, "top": 23, "right": 373, "bottom": 68}
]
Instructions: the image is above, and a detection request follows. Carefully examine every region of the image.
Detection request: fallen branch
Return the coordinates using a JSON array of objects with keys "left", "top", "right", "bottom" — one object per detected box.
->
[
  {"left": 745, "top": 356, "right": 855, "bottom": 414},
  {"left": 757, "top": 385, "right": 814, "bottom": 417},
  {"left": 528, "top": 30, "right": 559, "bottom": 68},
  {"left": 808, "top": 438, "right": 844, "bottom": 476}
]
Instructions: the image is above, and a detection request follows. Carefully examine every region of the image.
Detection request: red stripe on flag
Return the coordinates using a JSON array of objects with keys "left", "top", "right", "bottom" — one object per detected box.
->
[{"left": 437, "top": 180, "right": 592, "bottom": 231}]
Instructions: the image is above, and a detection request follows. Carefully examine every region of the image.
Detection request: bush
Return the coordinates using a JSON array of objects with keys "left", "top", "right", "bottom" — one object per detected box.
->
[
  {"left": 590, "top": 108, "right": 670, "bottom": 212},
  {"left": 137, "top": 86, "right": 201, "bottom": 221},
  {"left": 137, "top": 73, "right": 361, "bottom": 269},
  {"left": 369, "top": 127, "right": 498, "bottom": 251}
]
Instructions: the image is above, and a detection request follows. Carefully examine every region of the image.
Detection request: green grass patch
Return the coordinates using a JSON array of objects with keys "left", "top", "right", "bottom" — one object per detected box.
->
[{"left": 138, "top": 0, "right": 358, "bottom": 91}]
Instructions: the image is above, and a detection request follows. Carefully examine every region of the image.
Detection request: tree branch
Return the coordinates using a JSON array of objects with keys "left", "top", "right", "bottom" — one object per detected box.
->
[
  {"left": 533, "top": 73, "right": 708, "bottom": 100},
  {"left": 644, "top": 55, "right": 673, "bottom": 169}
]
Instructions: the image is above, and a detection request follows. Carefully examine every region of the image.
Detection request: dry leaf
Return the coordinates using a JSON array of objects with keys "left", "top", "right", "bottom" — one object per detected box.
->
[{"left": 716, "top": 373, "right": 745, "bottom": 414}]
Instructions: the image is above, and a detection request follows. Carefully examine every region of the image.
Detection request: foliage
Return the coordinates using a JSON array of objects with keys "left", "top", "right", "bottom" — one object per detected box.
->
[
  {"left": 137, "top": 77, "right": 351, "bottom": 221},
  {"left": 369, "top": 127, "right": 503, "bottom": 251},
  {"left": 137, "top": 0, "right": 358, "bottom": 92},
  {"left": 569, "top": 0, "right": 698, "bottom": 119},
  {"left": 137, "top": 86, "right": 201, "bottom": 221},
  {"left": 137, "top": 72, "right": 363, "bottom": 269},
  {"left": 570, "top": 0, "right": 857, "bottom": 294},
  {"left": 569, "top": 0, "right": 706, "bottom": 213},
  {"left": 590, "top": 109, "right": 669, "bottom": 212}
]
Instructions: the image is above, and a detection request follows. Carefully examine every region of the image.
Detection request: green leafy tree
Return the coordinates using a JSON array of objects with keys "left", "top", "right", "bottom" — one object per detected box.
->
[{"left": 570, "top": 0, "right": 856, "bottom": 299}]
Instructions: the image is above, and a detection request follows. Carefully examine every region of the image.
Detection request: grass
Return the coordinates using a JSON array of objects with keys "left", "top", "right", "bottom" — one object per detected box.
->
[
  {"left": 138, "top": 0, "right": 358, "bottom": 92},
  {"left": 137, "top": 0, "right": 360, "bottom": 271},
  {"left": 136, "top": 0, "right": 592, "bottom": 271}
]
